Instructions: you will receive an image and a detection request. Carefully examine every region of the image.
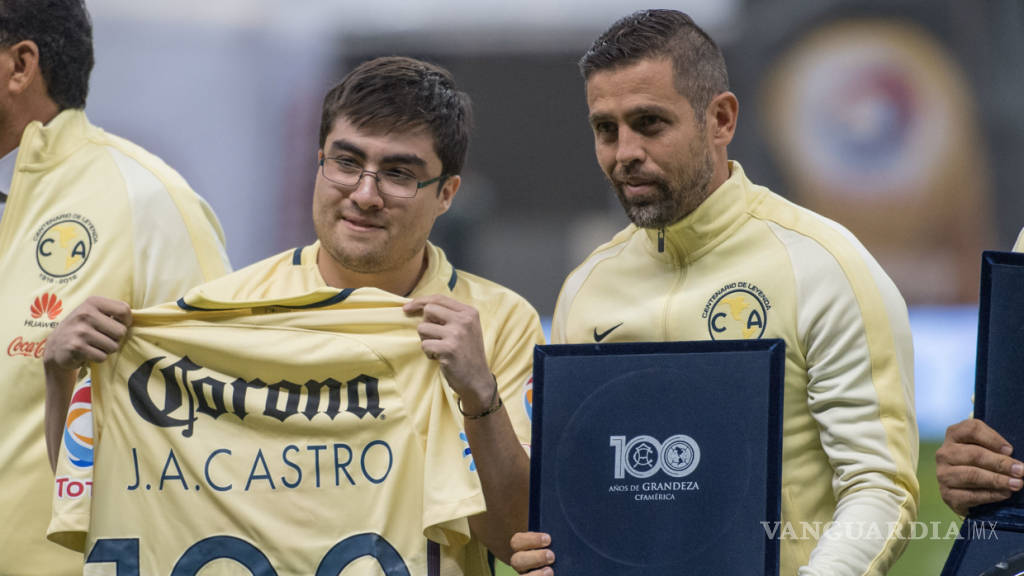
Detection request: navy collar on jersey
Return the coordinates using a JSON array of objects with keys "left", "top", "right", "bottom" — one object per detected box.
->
[
  {"left": 176, "top": 288, "right": 355, "bottom": 312},
  {"left": 291, "top": 246, "right": 458, "bottom": 294}
]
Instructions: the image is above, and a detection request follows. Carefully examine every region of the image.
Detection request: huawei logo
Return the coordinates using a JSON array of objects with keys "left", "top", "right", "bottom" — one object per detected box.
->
[{"left": 31, "top": 293, "right": 63, "bottom": 320}]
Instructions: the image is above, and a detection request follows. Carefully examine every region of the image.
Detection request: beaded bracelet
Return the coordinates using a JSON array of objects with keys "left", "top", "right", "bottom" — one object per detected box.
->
[{"left": 458, "top": 374, "right": 503, "bottom": 420}]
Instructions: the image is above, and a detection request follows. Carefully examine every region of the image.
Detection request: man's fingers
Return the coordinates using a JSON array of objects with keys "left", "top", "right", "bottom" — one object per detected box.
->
[
  {"left": 404, "top": 301, "right": 452, "bottom": 325},
  {"left": 514, "top": 566, "right": 554, "bottom": 576},
  {"left": 83, "top": 296, "right": 133, "bottom": 326},
  {"left": 416, "top": 322, "right": 448, "bottom": 343},
  {"left": 402, "top": 300, "right": 426, "bottom": 315},
  {"left": 81, "top": 330, "right": 122, "bottom": 356},
  {"left": 405, "top": 294, "right": 468, "bottom": 314},
  {"left": 947, "top": 419, "right": 1014, "bottom": 455},
  {"left": 939, "top": 464, "right": 1023, "bottom": 493},
  {"left": 941, "top": 486, "right": 1015, "bottom": 517},
  {"left": 509, "top": 531, "right": 554, "bottom": 573},
  {"left": 511, "top": 531, "right": 551, "bottom": 550},
  {"left": 83, "top": 308, "right": 130, "bottom": 342},
  {"left": 57, "top": 333, "right": 119, "bottom": 368},
  {"left": 509, "top": 550, "right": 555, "bottom": 574},
  {"left": 76, "top": 343, "right": 117, "bottom": 365},
  {"left": 937, "top": 442, "right": 1024, "bottom": 479},
  {"left": 44, "top": 298, "right": 131, "bottom": 371}
]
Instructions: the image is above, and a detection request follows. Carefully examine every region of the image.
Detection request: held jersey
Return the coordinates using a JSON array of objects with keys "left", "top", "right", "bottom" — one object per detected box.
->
[
  {"left": 553, "top": 162, "right": 918, "bottom": 576},
  {"left": 49, "top": 253, "right": 486, "bottom": 575},
  {"left": 0, "top": 109, "right": 230, "bottom": 575}
]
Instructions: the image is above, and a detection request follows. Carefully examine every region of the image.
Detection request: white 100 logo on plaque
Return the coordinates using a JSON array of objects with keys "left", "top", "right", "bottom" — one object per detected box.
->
[{"left": 610, "top": 435, "right": 701, "bottom": 479}]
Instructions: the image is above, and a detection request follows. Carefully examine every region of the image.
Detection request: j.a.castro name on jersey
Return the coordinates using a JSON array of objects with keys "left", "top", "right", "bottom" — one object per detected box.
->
[{"left": 118, "top": 354, "right": 394, "bottom": 495}]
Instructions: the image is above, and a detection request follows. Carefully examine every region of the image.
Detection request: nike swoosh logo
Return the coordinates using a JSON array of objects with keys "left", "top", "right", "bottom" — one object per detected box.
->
[{"left": 593, "top": 322, "right": 623, "bottom": 342}]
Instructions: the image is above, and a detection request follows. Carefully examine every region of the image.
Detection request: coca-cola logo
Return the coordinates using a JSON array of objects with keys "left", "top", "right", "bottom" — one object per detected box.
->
[{"left": 7, "top": 337, "right": 46, "bottom": 358}]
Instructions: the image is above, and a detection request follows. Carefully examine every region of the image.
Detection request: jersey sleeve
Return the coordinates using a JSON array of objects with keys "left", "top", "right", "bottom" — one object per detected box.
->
[
  {"left": 104, "top": 146, "right": 231, "bottom": 308},
  {"left": 783, "top": 225, "right": 918, "bottom": 576},
  {"left": 487, "top": 296, "right": 545, "bottom": 450},
  {"left": 1014, "top": 227, "right": 1024, "bottom": 252},
  {"left": 47, "top": 375, "right": 99, "bottom": 552},
  {"left": 421, "top": 369, "right": 487, "bottom": 546}
]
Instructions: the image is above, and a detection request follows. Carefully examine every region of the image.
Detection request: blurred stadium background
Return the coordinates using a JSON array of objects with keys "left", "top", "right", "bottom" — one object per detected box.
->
[{"left": 84, "top": 0, "right": 1024, "bottom": 573}]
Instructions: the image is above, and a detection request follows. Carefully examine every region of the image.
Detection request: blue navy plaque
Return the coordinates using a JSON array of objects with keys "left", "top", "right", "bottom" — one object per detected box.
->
[
  {"left": 942, "top": 251, "right": 1024, "bottom": 576},
  {"left": 529, "top": 340, "right": 784, "bottom": 575}
]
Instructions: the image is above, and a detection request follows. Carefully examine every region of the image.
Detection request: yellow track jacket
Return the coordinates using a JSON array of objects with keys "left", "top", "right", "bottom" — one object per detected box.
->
[
  {"left": 0, "top": 109, "right": 230, "bottom": 574},
  {"left": 553, "top": 162, "right": 918, "bottom": 576}
]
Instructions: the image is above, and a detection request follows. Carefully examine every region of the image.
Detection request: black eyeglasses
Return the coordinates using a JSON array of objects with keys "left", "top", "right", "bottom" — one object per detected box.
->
[{"left": 320, "top": 156, "right": 444, "bottom": 198}]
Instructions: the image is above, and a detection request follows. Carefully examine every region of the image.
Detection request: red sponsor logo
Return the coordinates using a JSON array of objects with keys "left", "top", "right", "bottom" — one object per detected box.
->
[
  {"left": 7, "top": 337, "right": 46, "bottom": 358},
  {"left": 30, "top": 293, "right": 63, "bottom": 320},
  {"left": 54, "top": 477, "right": 93, "bottom": 499}
]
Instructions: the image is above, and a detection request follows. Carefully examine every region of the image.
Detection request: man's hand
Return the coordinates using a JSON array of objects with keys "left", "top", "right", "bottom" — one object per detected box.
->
[
  {"left": 43, "top": 296, "right": 132, "bottom": 374},
  {"left": 510, "top": 532, "right": 555, "bottom": 575},
  {"left": 44, "top": 296, "right": 131, "bottom": 471},
  {"left": 405, "top": 295, "right": 529, "bottom": 562},
  {"left": 403, "top": 295, "right": 494, "bottom": 413},
  {"left": 936, "top": 418, "right": 1024, "bottom": 516}
]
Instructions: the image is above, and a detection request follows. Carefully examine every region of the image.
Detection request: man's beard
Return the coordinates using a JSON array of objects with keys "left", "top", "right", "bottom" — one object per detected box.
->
[{"left": 611, "top": 140, "right": 715, "bottom": 229}]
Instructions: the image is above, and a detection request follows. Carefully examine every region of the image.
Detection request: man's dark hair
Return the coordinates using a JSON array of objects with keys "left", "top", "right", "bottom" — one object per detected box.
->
[
  {"left": 580, "top": 9, "right": 728, "bottom": 122},
  {"left": 319, "top": 56, "right": 472, "bottom": 180},
  {"left": 0, "top": 0, "right": 94, "bottom": 110}
]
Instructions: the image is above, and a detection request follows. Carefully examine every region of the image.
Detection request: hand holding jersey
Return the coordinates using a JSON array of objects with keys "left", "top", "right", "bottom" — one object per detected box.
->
[
  {"left": 404, "top": 295, "right": 494, "bottom": 413},
  {"left": 404, "top": 294, "right": 534, "bottom": 560},
  {"left": 43, "top": 296, "right": 132, "bottom": 470},
  {"left": 43, "top": 297, "right": 132, "bottom": 371}
]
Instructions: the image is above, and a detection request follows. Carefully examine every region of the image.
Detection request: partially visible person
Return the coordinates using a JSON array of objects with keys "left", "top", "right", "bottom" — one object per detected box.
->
[
  {"left": 0, "top": 0, "right": 230, "bottom": 572},
  {"left": 935, "top": 227, "right": 1024, "bottom": 516},
  {"left": 511, "top": 9, "right": 917, "bottom": 576},
  {"left": 45, "top": 56, "right": 542, "bottom": 574}
]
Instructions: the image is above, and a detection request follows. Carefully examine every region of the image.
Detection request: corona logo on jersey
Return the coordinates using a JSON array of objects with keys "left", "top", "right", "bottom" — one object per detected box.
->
[
  {"left": 63, "top": 380, "right": 94, "bottom": 469},
  {"left": 702, "top": 282, "right": 771, "bottom": 340},
  {"left": 32, "top": 213, "right": 97, "bottom": 280},
  {"left": 128, "top": 355, "right": 385, "bottom": 437},
  {"left": 609, "top": 434, "right": 701, "bottom": 479}
]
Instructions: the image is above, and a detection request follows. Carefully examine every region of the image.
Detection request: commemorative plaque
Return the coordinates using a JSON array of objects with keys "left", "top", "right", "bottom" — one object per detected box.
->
[
  {"left": 529, "top": 340, "right": 784, "bottom": 575},
  {"left": 942, "top": 251, "right": 1024, "bottom": 576}
]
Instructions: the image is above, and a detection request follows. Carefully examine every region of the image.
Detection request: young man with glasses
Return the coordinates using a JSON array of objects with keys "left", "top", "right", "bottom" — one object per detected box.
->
[{"left": 44, "top": 56, "right": 541, "bottom": 574}]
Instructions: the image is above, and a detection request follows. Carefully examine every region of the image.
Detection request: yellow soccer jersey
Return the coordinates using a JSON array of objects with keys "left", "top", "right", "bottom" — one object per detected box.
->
[
  {"left": 553, "top": 162, "right": 918, "bottom": 576},
  {"left": 1015, "top": 227, "right": 1023, "bottom": 252},
  {"left": 0, "top": 109, "right": 230, "bottom": 575},
  {"left": 50, "top": 243, "right": 542, "bottom": 576}
]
